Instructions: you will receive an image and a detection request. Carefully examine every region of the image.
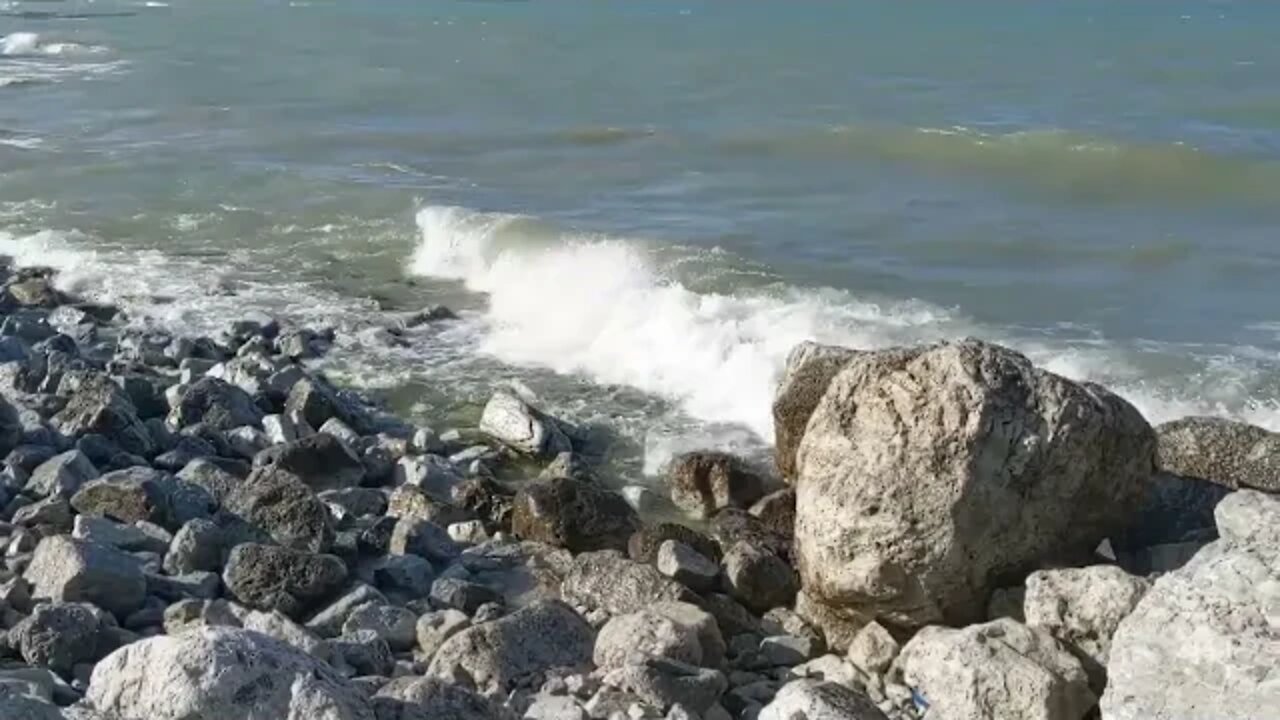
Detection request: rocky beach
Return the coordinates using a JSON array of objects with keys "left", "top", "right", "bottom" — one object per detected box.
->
[{"left": 0, "top": 258, "right": 1274, "bottom": 720}]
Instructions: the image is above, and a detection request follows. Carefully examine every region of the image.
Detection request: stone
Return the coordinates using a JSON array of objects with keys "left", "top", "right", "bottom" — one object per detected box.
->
[
  {"left": 146, "top": 569, "right": 221, "bottom": 601},
  {"left": 166, "top": 377, "right": 264, "bottom": 431},
  {"left": 221, "top": 543, "right": 348, "bottom": 618},
  {"left": 12, "top": 496, "right": 73, "bottom": 530},
  {"left": 11, "top": 601, "right": 113, "bottom": 673},
  {"left": 239, "top": 609, "right": 330, "bottom": 661},
  {"left": 894, "top": 618, "right": 1094, "bottom": 720},
  {"left": 161, "top": 598, "right": 243, "bottom": 634},
  {"left": 416, "top": 609, "right": 470, "bottom": 659},
  {"left": 526, "top": 694, "right": 588, "bottom": 720},
  {"left": 845, "top": 621, "right": 899, "bottom": 677},
  {"left": 52, "top": 376, "right": 154, "bottom": 457},
  {"left": 595, "top": 610, "right": 706, "bottom": 671},
  {"left": 305, "top": 583, "right": 387, "bottom": 638},
  {"left": 561, "top": 551, "right": 696, "bottom": 616},
  {"left": 771, "top": 342, "right": 862, "bottom": 483},
  {"left": 628, "top": 523, "right": 720, "bottom": 565},
  {"left": 392, "top": 454, "right": 464, "bottom": 500},
  {"left": 478, "top": 391, "right": 570, "bottom": 458},
  {"left": 387, "top": 484, "right": 469, "bottom": 525},
  {"left": 721, "top": 541, "right": 797, "bottom": 614},
  {"left": 448, "top": 519, "right": 489, "bottom": 545},
  {"left": 512, "top": 476, "right": 638, "bottom": 553},
  {"left": 24, "top": 536, "right": 146, "bottom": 617},
  {"left": 371, "top": 554, "right": 435, "bottom": 597},
  {"left": 389, "top": 517, "right": 460, "bottom": 563},
  {"left": 1100, "top": 489, "right": 1280, "bottom": 720},
  {"left": 328, "top": 629, "right": 395, "bottom": 677},
  {"left": 70, "top": 467, "right": 215, "bottom": 531},
  {"left": 0, "top": 695, "right": 65, "bottom": 720},
  {"left": 343, "top": 604, "right": 417, "bottom": 652},
  {"left": 263, "top": 413, "right": 299, "bottom": 445},
  {"left": 224, "top": 466, "right": 334, "bottom": 553},
  {"left": 86, "top": 626, "right": 372, "bottom": 720},
  {"left": 758, "top": 680, "right": 887, "bottom": 720},
  {"left": 666, "top": 451, "right": 767, "bottom": 520},
  {"left": 285, "top": 377, "right": 363, "bottom": 434},
  {"left": 319, "top": 487, "right": 387, "bottom": 520},
  {"left": 1155, "top": 415, "right": 1280, "bottom": 492},
  {"left": 164, "top": 518, "right": 225, "bottom": 574},
  {"left": 254, "top": 433, "right": 366, "bottom": 492},
  {"left": 747, "top": 489, "right": 794, "bottom": 537},
  {"left": 451, "top": 476, "right": 516, "bottom": 533},
  {"left": 656, "top": 540, "right": 719, "bottom": 592},
  {"left": 794, "top": 339, "right": 1156, "bottom": 628},
  {"left": 431, "top": 577, "right": 502, "bottom": 615},
  {"left": 757, "top": 635, "right": 820, "bottom": 667},
  {"left": 175, "top": 458, "right": 243, "bottom": 504},
  {"left": 427, "top": 600, "right": 594, "bottom": 695},
  {"left": 372, "top": 676, "right": 503, "bottom": 720},
  {"left": 605, "top": 658, "right": 728, "bottom": 714},
  {"left": 1023, "top": 565, "right": 1149, "bottom": 692},
  {"left": 72, "top": 515, "right": 169, "bottom": 554},
  {"left": 25, "top": 450, "right": 98, "bottom": 499}
]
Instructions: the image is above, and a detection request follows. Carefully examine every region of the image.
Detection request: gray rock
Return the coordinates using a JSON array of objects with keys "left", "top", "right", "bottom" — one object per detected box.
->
[
  {"left": 747, "top": 489, "right": 794, "bottom": 537},
  {"left": 222, "top": 543, "right": 348, "bottom": 618},
  {"left": 666, "top": 451, "right": 767, "bottom": 520},
  {"left": 166, "top": 377, "right": 264, "bottom": 431},
  {"left": 86, "top": 626, "right": 373, "bottom": 720},
  {"left": 1023, "top": 565, "right": 1150, "bottom": 693},
  {"left": 342, "top": 604, "right": 417, "bottom": 652},
  {"left": 416, "top": 609, "right": 470, "bottom": 659},
  {"left": 372, "top": 676, "right": 506, "bottom": 720},
  {"left": 595, "top": 609, "right": 705, "bottom": 671},
  {"left": 24, "top": 536, "right": 146, "bottom": 617},
  {"left": 561, "top": 551, "right": 695, "bottom": 616},
  {"left": 427, "top": 600, "right": 594, "bottom": 695},
  {"left": 223, "top": 466, "right": 334, "bottom": 553},
  {"left": 70, "top": 466, "right": 215, "bottom": 531},
  {"left": 163, "top": 518, "right": 225, "bottom": 574},
  {"left": 388, "top": 517, "right": 460, "bottom": 564},
  {"left": 628, "top": 523, "right": 720, "bottom": 565},
  {"left": 478, "top": 391, "right": 570, "bottom": 458},
  {"left": 512, "top": 476, "right": 638, "bottom": 553},
  {"left": 72, "top": 515, "right": 170, "bottom": 554},
  {"left": 327, "top": 629, "right": 394, "bottom": 677},
  {"left": 771, "top": 342, "right": 862, "bottom": 483},
  {"left": 11, "top": 601, "right": 113, "bottom": 673},
  {"left": 51, "top": 376, "right": 154, "bottom": 457},
  {"left": 320, "top": 487, "right": 388, "bottom": 520},
  {"left": 756, "top": 635, "right": 820, "bottom": 668},
  {"left": 25, "top": 450, "right": 98, "bottom": 499},
  {"left": 240, "top": 609, "right": 330, "bottom": 660},
  {"left": 1118, "top": 470, "right": 1230, "bottom": 549},
  {"left": 254, "top": 433, "right": 366, "bottom": 492},
  {"left": 1155, "top": 415, "right": 1280, "bottom": 491},
  {"left": 451, "top": 476, "right": 516, "bottom": 534},
  {"left": 721, "top": 541, "right": 796, "bottom": 614},
  {"left": 145, "top": 570, "right": 221, "bottom": 601},
  {"left": 285, "top": 377, "right": 365, "bottom": 435},
  {"left": 605, "top": 658, "right": 728, "bottom": 714},
  {"left": 0, "top": 695, "right": 65, "bottom": 720},
  {"left": 656, "top": 540, "right": 719, "bottom": 592},
  {"left": 758, "top": 680, "right": 887, "bottom": 720},
  {"left": 175, "top": 457, "right": 242, "bottom": 505},
  {"left": 305, "top": 583, "right": 387, "bottom": 638},
  {"left": 794, "top": 339, "right": 1156, "bottom": 629},
  {"left": 448, "top": 520, "right": 489, "bottom": 545},
  {"left": 430, "top": 577, "right": 501, "bottom": 615},
  {"left": 371, "top": 554, "right": 435, "bottom": 596},
  {"left": 1100, "top": 489, "right": 1280, "bottom": 720},
  {"left": 12, "top": 496, "right": 73, "bottom": 530},
  {"left": 392, "top": 454, "right": 463, "bottom": 499},
  {"left": 525, "top": 694, "right": 587, "bottom": 720},
  {"left": 161, "top": 598, "right": 244, "bottom": 635},
  {"left": 895, "top": 618, "right": 1094, "bottom": 720},
  {"left": 845, "top": 621, "right": 899, "bottom": 677}
]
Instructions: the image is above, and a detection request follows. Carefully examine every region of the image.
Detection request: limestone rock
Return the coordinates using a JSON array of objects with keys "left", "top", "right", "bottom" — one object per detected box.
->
[
  {"left": 771, "top": 342, "right": 861, "bottom": 483},
  {"left": 747, "top": 488, "right": 795, "bottom": 537},
  {"left": 666, "top": 451, "right": 767, "bottom": 520},
  {"left": 305, "top": 583, "right": 387, "bottom": 638},
  {"left": 388, "top": 517, "right": 460, "bottom": 564},
  {"left": 164, "top": 518, "right": 225, "bottom": 575},
  {"left": 795, "top": 339, "right": 1156, "bottom": 628}
]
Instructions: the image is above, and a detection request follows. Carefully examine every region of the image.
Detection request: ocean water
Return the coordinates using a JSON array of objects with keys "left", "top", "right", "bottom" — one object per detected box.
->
[{"left": 4, "top": 0, "right": 1280, "bottom": 480}]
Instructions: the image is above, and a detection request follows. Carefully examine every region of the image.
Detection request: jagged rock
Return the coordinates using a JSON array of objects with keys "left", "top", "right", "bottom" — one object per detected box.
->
[
  {"left": 656, "top": 540, "right": 719, "bottom": 592},
  {"left": 392, "top": 454, "right": 463, "bottom": 499},
  {"left": 12, "top": 495, "right": 74, "bottom": 530},
  {"left": 254, "top": 434, "right": 365, "bottom": 492},
  {"left": 605, "top": 658, "right": 728, "bottom": 714},
  {"left": 512, "top": 476, "right": 638, "bottom": 553},
  {"left": 430, "top": 577, "right": 502, "bottom": 615},
  {"left": 595, "top": 609, "right": 705, "bottom": 671},
  {"left": 667, "top": 451, "right": 766, "bottom": 520},
  {"left": 388, "top": 517, "right": 460, "bottom": 563},
  {"left": 451, "top": 476, "right": 515, "bottom": 534},
  {"left": 166, "top": 377, "right": 263, "bottom": 432},
  {"left": 1023, "top": 565, "right": 1149, "bottom": 692},
  {"left": 478, "top": 391, "right": 570, "bottom": 458},
  {"left": 372, "top": 676, "right": 506, "bottom": 720},
  {"left": 845, "top": 621, "right": 899, "bottom": 677},
  {"left": 70, "top": 467, "right": 215, "bottom": 531},
  {"left": 895, "top": 618, "right": 1094, "bottom": 720},
  {"left": 387, "top": 485, "right": 469, "bottom": 525},
  {"left": 416, "top": 609, "right": 470, "bottom": 659},
  {"left": 72, "top": 515, "right": 169, "bottom": 554},
  {"left": 427, "top": 600, "right": 594, "bottom": 695},
  {"left": 1101, "top": 489, "right": 1280, "bottom": 720},
  {"left": 221, "top": 543, "right": 347, "bottom": 618},
  {"left": 51, "top": 375, "right": 154, "bottom": 457},
  {"left": 285, "top": 377, "right": 367, "bottom": 435},
  {"left": 320, "top": 487, "right": 387, "bottom": 519},
  {"left": 342, "top": 604, "right": 417, "bottom": 652},
  {"left": 747, "top": 489, "right": 794, "bottom": 537},
  {"left": 11, "top": 601, "right": 113, "bottom": 673},
  {"left": 86, "top": 626, "right": 373, "bottom": 720},
  {"left": 25, "top": 449, "right": 99, "bottom": 499},
  {"left": 162, "top": 598, "right": 244, "bottom": 635},
  {"left": 224, "top": 466, "right": 334, "bottom": 553},
  {"left": 23, "top": 536, "right": 146, "bottom": 617},
  {"left": 305, "top": 583, "right": 387, "bottom": 638},
  {"left": 771, "top": 342, "right": 861, "bottom": 483},
  {"left": 758, "top": 680, "right": 887, "bottom": 720},
  {"left": 175, "top": 458, "right": 243, "bottom": 505},
  {"left": 1155, "top": 416, "right": 1280, "bottom": 492},
  {"left": 371, "top": 554, "right": 435, "bottom": 597},
  {"left": 721, "top": 541, "right": 796, "bottom": 614},
  {"left": 795, "top": 339, "right": 1156, "bottom": 629},
  {"left": 561, "top": 551, "right": 695, "bottom": 616},
  {"left": 628, "top": 523, "right": 720, "bottom": 565},
  {"left": 163, "top": 518, "right": 225, "bottom": 574}
]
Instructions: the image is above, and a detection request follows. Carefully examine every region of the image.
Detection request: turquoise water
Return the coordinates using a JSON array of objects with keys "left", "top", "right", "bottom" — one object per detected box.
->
[{"left": 4, "top": 0, "right": 1280, "bottom": 478}]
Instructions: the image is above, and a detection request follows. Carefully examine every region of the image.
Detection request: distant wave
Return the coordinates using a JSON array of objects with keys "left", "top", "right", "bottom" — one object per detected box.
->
[{"left": 1, "top": 32, "right": 108, "bottom": 58}]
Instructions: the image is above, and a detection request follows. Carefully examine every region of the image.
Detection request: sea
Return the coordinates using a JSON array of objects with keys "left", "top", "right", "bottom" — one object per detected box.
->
[{"left": 4, "top": 0, "right": 1280, "bottom": 482}]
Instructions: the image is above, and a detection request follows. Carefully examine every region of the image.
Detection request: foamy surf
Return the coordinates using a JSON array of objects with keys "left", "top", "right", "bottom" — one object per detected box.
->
[{"left": 1, "top": 33, "right": 108, "bottom": 58}]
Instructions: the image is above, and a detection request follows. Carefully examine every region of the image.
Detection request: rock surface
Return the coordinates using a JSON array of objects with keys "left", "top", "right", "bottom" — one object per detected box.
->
[
  {"left": 221, "top": 543, "right": 347, "bottom": 618},
  {"left": 24, "top": 536, "right": 147, "bottom": 617},
  {"left": 512, "top": 476, "right": 638, "bottom": 553},
  {"left": 771, "top": 342, "right": 861, "bottom": 483},
  {"left": 560, "top": 550, "right": 695, "bottom": 615},
  {"left": 758, "top": 679, "right": 888, "bottom": 720},
  {"left": 478, "top": 391, "right": 569, "bottom": 459},
  {"left": 666, "top": 451, "right": 767, "bottom": 520},
  {"left": 1154, "top": 416, "right": 1280, "bottom": 491}
]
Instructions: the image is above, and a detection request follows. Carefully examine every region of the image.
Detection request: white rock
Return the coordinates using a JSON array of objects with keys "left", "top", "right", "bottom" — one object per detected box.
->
[
  {"left": 392, "top": 455, "right": 462, "bottom": 499},
  {"left": 846, "top": 621, "right": 900, "bottom": 677},
  {"left": 263, "top": 413, "right": 300, "bottom": 445},
  {"left": 241, "top": 609, "right": 330, "bottom": 661},
  {"left": 478, "top": 391, "right": 569, "bottom": 458},
  {"left": 758, "top": 680, "right": 887, "bottom": 720}
]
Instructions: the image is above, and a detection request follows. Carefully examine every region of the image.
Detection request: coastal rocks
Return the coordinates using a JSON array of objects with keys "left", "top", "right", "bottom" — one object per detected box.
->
[
  {"left": 85, "top": 626, "right": 373, "bottom": 720},
  {"left": 223, "top": 467, "right": 334, "bottom": 552},
  {"left": 478, "top": 391, "right": 570, "bottom": 459},
  {"left": 1117, "top": 470, "right": 1230, "bottom": 550},
  {"left": 304, "top": 583, "right": 387, "bottom": 638},
  {"left": 512, "top": 476, "right": 638, "bottom": 553},
  {"left": 70, "top": 467, "right": 215, "bottom": 531},
  {"left": 604, "top": 658, "right": 728, "bottom": 714},
  {"left": 771, "top": 342, "right": 861, "bottom": 483},
  {"left": 627, "top": 522, "right": 720, "bottom": 565},
  {"left": 594, "top": 608, "right": 706, "bottom": 671},
  {"left": 426, "top": 600, "right": 594, "bottom": 695},
  {"left": 392, "top": 454, "right": 463, "bottom": 499},
  {"left": 560, "top": 551, "right": 695, "bottom": 616},
  {"left": 1023, "top": 565, "right": 1149, "bottom": 691},
  {"left": 372, "top": 677, "right": 503, "bottom": 720},
  {"left": 1100, "top": 489, "right": 1280, "bottom": 720},
  {"left": 51, "top": 376, "right": 155, "bottom": 457},
  {"left": 666, "top": 451, "right": 767, "bottom": 520},
  {"left": 656, "top": 540, "right": 719, "bottom": 592},
  {"left": 164, "top": 518, "right": 226, "bottom": 574},
  {"left": 1154, "top": 416, "right": 1280, "bottom": 492},
  {"left": 11, "top": 601, "right": 114, "bottom": 673},
  {"left": 388, "top": 517, "right": 461, "bottom": 564},
  {"left": 221, "top": 542, "right": 347, "bottom": 618},
  {"left": 758, "top": 680, "right": 888, "bottom": 720},
  {"left": 342, "top": 603, "right": 417, "bottom": 652},
  {"left": 166, "top": 377, "right": 264, "bottom": 432},
  {"left": 721, "top": 540, "right": 798, "bottom": 614},
  {"left": 416, "top": 609, "right": 470, "bottom": 660},
  {"left": 24, "top": 536, "right": 146, "bottom": 617},
  {"left": 894, "top": 618, "right": 1095, "bottom": 720},
  {"left": 26, "top": 449, "right": 99, "bottom": 499},
  {"left": 252, "top": 433, "right": 366, "bottom": 491},
  {"left": 794, "top": 339, "right": 1156, "bottom": 628}
]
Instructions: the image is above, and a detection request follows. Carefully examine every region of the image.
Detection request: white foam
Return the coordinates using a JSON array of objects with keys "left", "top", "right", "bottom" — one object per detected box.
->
[
  {"left": 1, "top": 33, "right": 107, "bottom": 58},
  {"left": 0, "top": 136, "right": 42, "bottom": 150}
]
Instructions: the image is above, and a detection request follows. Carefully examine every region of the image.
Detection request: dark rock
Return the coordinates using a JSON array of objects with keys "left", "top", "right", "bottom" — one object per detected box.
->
[
  {"left": 560, "top": 550, "right": 696, "bottom": 616},
  {"left": 50, "top": 374, "right": 153, "bottom": 457},
  {"left": 748, "top": 489, "right": 795, "bottom": 537},
  {"left": 222, "top": 543, "right": 347, "bottom": 618},
  {"left": 252, "top": 433, "right": 365, "bottom": 491},
  {"left": 388, "top": 518, "right": 460, "bottom": 564},
  {"left": 387, "top": 485, "right": 470, "bottom": 526},
  {"left": 512, "top": 476, "right": 638, "bottom": 553},
  {"left": 328, "top": 629, "right": 394, "bottom": 677},
  {"left": 371, "top": 555, "right": 435, "bottom": 597},
  {"left": 223, "top": 466, "right": 334, "bottom": 553},
  {"left": 5, "top": 444, "right": 56, "bottom": 474},
  {"left": 667, "top": 451, "right": 768, "bottom": 520},
  {"left": 450, "top": 476, "right": 514, "bottom": 533},
  {"left": 709, "top": 509, "right": 791, "bottom": 563},
  {"left": 430, "top": 577, "right": 502, "bottom": 615},
  {"left": 1155, "top": 416, "right": 1280, "bottom": 492},
  {"left": 70, "top": 466, "right": 215, "bottom": 532},
  {"left": 371, "top": 676, "right": 502, "bottom": 720},
  {"left": 167, "top": 377, "right": 264, "bottom": 431},
  {"left": 628, "top": 522, "right": 721, "bottom": 565},
  {"left": 722, "top": 541, "right": 797, "bottom": 614}
]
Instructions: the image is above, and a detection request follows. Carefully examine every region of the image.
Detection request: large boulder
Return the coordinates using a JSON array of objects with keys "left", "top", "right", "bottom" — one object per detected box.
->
[
  {"left": 51, "top": 375, "right": 154, "bottom": 457},
  {"left": 23, "top": 536, "right": 146, "bottom": 617},
  {"left": 1023, "top": 565, "right": 1149, "bottom": 692},
  {"left": 1154, "top": 416, "right": 1280, "bottom": 492},
  {"left": 224, "top": 466, "right": 334, "bottom": 553},
  {"left": 771, "top": 342, "right": 861, "bottom": 483},
  {"left": 794, "top": 339, "right": 1156, "bottom": 628},
  {"left": 222, "top": 543, "right": 347, "bottom": 618},
  {"left": 70, "top": 466, "right": 215, "bottom": 531},
  {"left": 167, "top": 377, "right": 263, "bottom": 431},
  {"left": 426, "top": 600, "right": 593, "bottom": 695},
  {"left": 478, "top": 391, "right": 570, "bottom": 458},
  {"left": 666, "top": 451, "right": 767, "bottom": 520},
  {"left": 895, "top": 618, "right": 1094, "bottom": 720},
  {"left": 1100, "top": 489, "right": 1280, "bottom": 720},
  {"left": 512, "top": 476, "right": 638, "bottom": 553},
  {"left": 560, "top": 550, "right": 696, "bottom": 616},
  {"left": 85, "top": 626, "right": 373, "bottom": 720},
  {"left": 759, "top": 680, "right": 888, "bottom": 720},
  {"left": 253, "top": 433, "right": 365, "bottom": 492}
]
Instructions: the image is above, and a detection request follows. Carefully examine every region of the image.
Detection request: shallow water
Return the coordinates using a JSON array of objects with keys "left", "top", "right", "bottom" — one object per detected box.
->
[{"left": 4, "top": 0, "right": 1280, "bottom": 481}]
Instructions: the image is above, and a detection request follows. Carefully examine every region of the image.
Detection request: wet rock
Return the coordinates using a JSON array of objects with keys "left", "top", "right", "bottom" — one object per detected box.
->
[
  {"left": 451, "top": 476, "right": 514, "bottom": 533},
  {"left": 747, "top": 489, "right": 794, "bottom": 537},
  {"left": 167, "top": 377, "right": 264, "bottom": 432},
  {"left": 254, "top": 433, "right": 366, "bottom": 492},
  {"left": 392, "top": 454, "right": 462, "bottom": 499},
  {"left": 794, "top": 339, "right": 1156, "bottom": 629},
  {"left": 667, "top": 451, "right": 767, "bottom": 520},
  {"left": 561, "top": 550, "right": 696, "bottom": 616},
  {"left": 25, "top": 449, "right": 99, "bottom": 499},
  {"left": 721, "top": 541, "right": 797, "bottom": 614},
  {"left": 23, "top": 536, "right": 146, "bottom": 617},
  {"left": 86, "top": 626, "right": 373, "bottom": 720},
  {"left": 512, "top": 476, "right": 638, "bottom": 553},
  {"left": 758, "top": 679, "right": 887, "bottom": 720},
  {"left": 223, "top": 467, "right": 334, "bottom": 553},
  {"left": 285, "top": 376, "right": 366, "bottom": 435},
  {"left": 0, "top": 695, "right": 65, "bottom": 720},
  {"left": 70, "top": 466, "right": 215, "bottom": 531},
  {"left": 478, "top": 391, "right": 571, "bottom": 459},
  {"left": 11, "top": 601, "right": 113, "bottom": 673},
  {"left": 221, "top": 542, "right": 348, "bottom": 618}
]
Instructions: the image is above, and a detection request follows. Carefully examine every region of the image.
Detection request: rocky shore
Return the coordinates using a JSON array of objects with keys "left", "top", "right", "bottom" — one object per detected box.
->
[{"left": 0, "top": 259, "right": 1275, "bottom": 720}]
